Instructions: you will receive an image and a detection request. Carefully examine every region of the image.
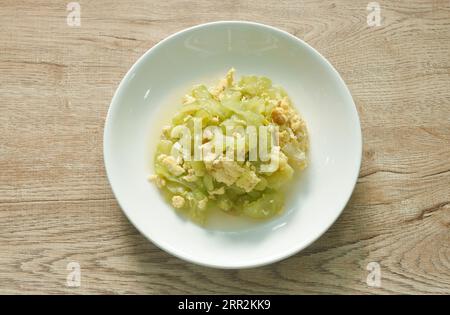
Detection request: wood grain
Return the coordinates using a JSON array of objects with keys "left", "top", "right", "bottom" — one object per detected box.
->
[{"left": 0, "top": 0, "right": 449, "bottom": 294}]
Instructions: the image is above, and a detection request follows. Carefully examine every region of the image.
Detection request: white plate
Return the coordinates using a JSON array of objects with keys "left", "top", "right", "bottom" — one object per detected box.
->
[{"left": 104, "top": 21, "right": 362, "bottom": 268}]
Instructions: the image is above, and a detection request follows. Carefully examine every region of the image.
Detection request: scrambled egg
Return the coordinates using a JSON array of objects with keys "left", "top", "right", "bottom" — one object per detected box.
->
[
  {"left": 157, "top": 154, "right": 185, "bottom": 176},
  {"left": 172, "top": 195, "right": 185, "bottom": 208},
  {"left": 205, "top": 157, "right": 245, "bottom": 186}
]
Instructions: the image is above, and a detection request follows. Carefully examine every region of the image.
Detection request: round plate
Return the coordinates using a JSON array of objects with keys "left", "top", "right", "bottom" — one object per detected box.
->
[{"left": 104, "top": 21, "right": 362, "bottom": 268}]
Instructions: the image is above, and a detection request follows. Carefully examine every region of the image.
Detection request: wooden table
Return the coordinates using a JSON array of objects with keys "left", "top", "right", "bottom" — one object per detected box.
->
[{"left": 1, "top": 0, "right": 449, "bottom": 295}]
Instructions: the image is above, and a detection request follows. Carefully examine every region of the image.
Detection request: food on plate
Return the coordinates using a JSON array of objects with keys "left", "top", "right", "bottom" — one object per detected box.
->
[{"left": 149, "top": 69, "right": 308, "bottom": 224}]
